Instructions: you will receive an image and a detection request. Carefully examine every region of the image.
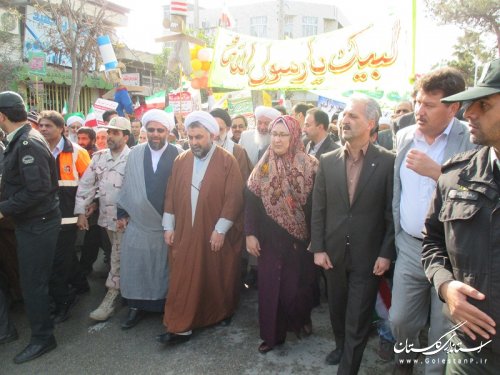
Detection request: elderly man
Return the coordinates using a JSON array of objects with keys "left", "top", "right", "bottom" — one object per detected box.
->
[
  {"left": 116, "top": 109, "right": 180, "bottom": 329},
  {"left": 312, "top": 94, "right": 395, "bottom": 373},
  {"left": 211, "top": 108, "right": 252, "bottom": 182},
  {"left": 75, "top": 117, "right": 131, "bottom": 321},
  {"left": 239, "top": 106, "right": 281, "bottom": 166},
  {"left": 390, "top": 67, "right": 476, "bottom": 375},
  {"left": 157, "top": 111, "right": 244, "bottom": 345},
  {"left": 422, "top": 59, "right": 500, "bottom": 374},
  {"left": 66, "top": 114, "right": 84, "bottom": 143}
]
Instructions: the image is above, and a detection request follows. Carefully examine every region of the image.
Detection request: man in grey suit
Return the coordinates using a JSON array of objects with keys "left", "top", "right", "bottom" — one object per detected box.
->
[
  {"left": 389, "top": 67, "right": 476, "bottom": 375},
  {"left": 311, "top": 94, "right": 395, "bottom": 374},
  {"left": 304, "top": 107, "right": 339, "bottom": 158}
]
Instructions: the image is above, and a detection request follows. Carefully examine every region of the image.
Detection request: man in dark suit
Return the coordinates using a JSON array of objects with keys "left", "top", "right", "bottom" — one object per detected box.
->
[
  {"left": 304, "top": 108, "right": 339, "bottom": 158},
  {"left": 311, "top": 94, "right": 395, "bottom": 374}
]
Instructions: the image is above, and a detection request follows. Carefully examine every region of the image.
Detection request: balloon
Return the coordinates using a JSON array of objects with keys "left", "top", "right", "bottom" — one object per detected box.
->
[
  {"left": 190, "top": 48, "right": 198, "bottom": 59},
  {"left": 197, "top": 48, "right": 213, "bottom": 62},
  {"left": 193, "top": 69, "right": 205, "bottom": 78},
  {"left": 201, "top": 61, "right": 211, "bottom": 71},
  {"left": 199, "top": 76, "right": 208, "bottom": 88},
  {"left": 191, "top": 78, "right": 201, "bottom": 89},
  {"left": 191, "top": 58, "right": 202, "bottom": 71}
]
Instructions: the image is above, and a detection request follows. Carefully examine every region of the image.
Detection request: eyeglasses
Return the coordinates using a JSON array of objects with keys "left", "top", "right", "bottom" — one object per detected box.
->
[
  {"left": 146, "top": 127, "right": 166, "bottom": 133},
  {"left": 270, "top": 132, "right": 291, "bottom": 139}
]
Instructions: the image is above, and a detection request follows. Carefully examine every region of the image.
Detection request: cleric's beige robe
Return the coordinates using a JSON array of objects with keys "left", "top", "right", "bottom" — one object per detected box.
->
[{"left": 163, "top": 146, "right": 244, "bottom": 332}]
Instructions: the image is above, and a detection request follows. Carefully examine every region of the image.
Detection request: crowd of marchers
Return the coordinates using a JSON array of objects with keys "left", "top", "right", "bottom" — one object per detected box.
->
[{"left": 1, "top": 59, "right": 500, "bottom": 375}]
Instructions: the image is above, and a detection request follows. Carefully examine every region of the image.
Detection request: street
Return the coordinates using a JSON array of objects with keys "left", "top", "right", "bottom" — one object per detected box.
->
[{"left": 1, "top": 259, "right": 406, "bottom": 375}]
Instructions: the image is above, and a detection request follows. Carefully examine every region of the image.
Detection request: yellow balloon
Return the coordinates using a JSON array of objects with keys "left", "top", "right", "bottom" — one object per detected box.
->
[
  {"left": 201, "top": 61, "right": 211, "bottom": 71},
  {"left": 190, "top": 49, "right": 197, "bottom": 59},
  {"left": 191, "top": 58, "right": 202, "bottom": 71}
]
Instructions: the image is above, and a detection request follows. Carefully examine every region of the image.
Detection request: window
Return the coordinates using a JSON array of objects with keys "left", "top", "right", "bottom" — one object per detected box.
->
[
  {"left": 284, "top": 15, "right": 294, "bottom": 38},
  {"left": 302, "top": 16, "right": 318, "bottom": 37},
  {"left": 250, "top": 16, "right": 267, "bottom": 38}
]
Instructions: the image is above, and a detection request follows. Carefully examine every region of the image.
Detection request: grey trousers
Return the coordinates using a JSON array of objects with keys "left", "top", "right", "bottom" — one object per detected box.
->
[{"left": 389, "top": 230, "right": 451, "bottom": 375}]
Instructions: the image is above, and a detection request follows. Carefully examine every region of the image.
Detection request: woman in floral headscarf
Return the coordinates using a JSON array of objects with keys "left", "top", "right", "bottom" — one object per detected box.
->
[{"left": 245, "top": 115, "right": 319, "bottom": 354}]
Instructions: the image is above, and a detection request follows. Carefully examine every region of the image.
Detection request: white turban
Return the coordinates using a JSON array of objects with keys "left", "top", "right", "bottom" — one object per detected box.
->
[
  {"left": 141, "top": 109, "right": 174, "bottom": 131},
  {"left": 185, "top": 111, "right": 219, "bottom": 136},
  {"left": 66, "top": 115, "right": 84, "bottom": 127},
  {"left": 254, "top": 106, "right": 281, "bottom": 121}
]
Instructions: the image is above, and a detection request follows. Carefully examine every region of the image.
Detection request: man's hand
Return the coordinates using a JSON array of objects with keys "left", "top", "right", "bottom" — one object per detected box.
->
[
  {"left": 116, "top": 218, "right": 128, "bottom": 232},
  {"left": 246, "top": 235, "right": 261, "bottom": 257},
  {"left": 210, "top": 231, "right": 225, "bottom": 252},
  {"left": 77, "top": 214, "right": 89, "bottom": 231},
  {"left": 314, "top": 252, "right": 333, "bottom": 270},
  {"left": 406, "top": 149, "right": 441, "bottom": 181},
  {"left": 164, "top": 230, "right": 174, "bottom": 246},
  {"left": 85, "top": 202, "right": 98, "bottom": 217},
  {"left": 373, "top": 257, "right": 391, "bottom": 275},
  {"left": 440, "top": 280, "right": 496, "bottom": 341}
]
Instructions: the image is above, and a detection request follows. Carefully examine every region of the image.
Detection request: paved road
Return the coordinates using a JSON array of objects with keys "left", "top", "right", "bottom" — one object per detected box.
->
[{"left": 1, "top": 260, "right": 416, "bottom": 375}]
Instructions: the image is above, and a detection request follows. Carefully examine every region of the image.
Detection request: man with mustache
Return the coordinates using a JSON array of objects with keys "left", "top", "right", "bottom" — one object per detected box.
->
[
  {"left": 75, "top": 117, "right": 131, "bottom": 322},
  {"left": 390, "top": 67, "right": 476, "bottom": 375},
  {"left": 116, "top": 109, "right": 180, "bottom": 329},
  {"left": 158, "top": 111, "right": 244, "bottom": 345}
]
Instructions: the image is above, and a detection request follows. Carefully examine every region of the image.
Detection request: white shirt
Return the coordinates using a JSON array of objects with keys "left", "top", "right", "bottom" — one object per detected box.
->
[
  {"left": 148, "top": 143, "right": 168, "bottom": 173},
  {"left": 307, "top": 134, "right": 328, "bottom": 156},
  {"left": 52, "top": 137, "right": 65, "bottom": 159},
  {"left": 399, "top": 120, "right": 453, "bottom": 238}
]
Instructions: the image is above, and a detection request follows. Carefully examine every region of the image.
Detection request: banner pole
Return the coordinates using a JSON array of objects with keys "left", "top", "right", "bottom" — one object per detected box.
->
[{"left": 411, "top": 0, "right": 417, "bottom": 79}]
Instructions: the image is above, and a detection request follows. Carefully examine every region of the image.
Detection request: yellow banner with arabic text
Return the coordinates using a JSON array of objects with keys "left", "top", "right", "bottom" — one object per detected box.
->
[{"left": 208, "top": 19, "right": 410, "bottom": 91}]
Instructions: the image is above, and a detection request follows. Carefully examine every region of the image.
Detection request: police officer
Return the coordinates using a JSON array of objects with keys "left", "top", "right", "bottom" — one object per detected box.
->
[
  {"left": 0, "top": 91, "right": 60, "bottom": 364},
  {"left": 422, "top": 59, "right": 500, "bottom": 373}
]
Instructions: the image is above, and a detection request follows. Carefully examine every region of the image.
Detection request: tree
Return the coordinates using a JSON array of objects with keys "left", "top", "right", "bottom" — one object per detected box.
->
[
  {"left": 153, "top": 46, "right": 183, "bottom": 91},
  {"left": 0, "top": 9, "right": 22, "bottom": 92},
  {"left": 445, "top": 30, "right": 496, "bottom": 86},
  {"left": 424, "top": 0, "right": 500, "bottom": 55},
  {"left": 33, "top": 0, "right": 113, "bottom": 112}
]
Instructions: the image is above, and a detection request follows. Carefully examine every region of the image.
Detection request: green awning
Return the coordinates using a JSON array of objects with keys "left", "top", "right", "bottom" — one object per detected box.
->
[{"left": 18, "top": 65, "right": 113, "bottom": 90}]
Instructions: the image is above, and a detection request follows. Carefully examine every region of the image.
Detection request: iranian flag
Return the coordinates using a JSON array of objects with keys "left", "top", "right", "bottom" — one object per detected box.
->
[{"left": 145, "top": 90, "right": 166, "bottom": 109}]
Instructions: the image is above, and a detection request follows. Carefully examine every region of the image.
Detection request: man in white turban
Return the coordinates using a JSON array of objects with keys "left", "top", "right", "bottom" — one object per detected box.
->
[
  {"left": 115, "top": 108, "right": 181, "bottom": 329},
  {"left": 66, "top": 115, "right": 84, "bottom": 143},
  {"left": 239, "top": 105, "right": 281, "bottom": 166},
  {"left": 157, "top": 111, "right": 244, "bottom": 345}
]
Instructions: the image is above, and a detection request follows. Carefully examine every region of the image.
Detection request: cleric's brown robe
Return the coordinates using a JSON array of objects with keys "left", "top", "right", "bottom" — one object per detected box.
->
[
  {"left": 163, "top": 146, "right": 244, "bottom": 333},
  {"left": 233, "top": 144, "right": 252, "bottom": 183}
]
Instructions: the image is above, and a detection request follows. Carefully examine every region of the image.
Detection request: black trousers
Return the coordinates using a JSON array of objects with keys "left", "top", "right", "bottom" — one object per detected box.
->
[
  {"left": 15, "top": 214, "right": 60, "bottom": 344},
  {"left": 325, "top": 250, "right": 380, "bottom": 375},
  {"left": 50, "top": 226, "right": 77, "bottom": 307},
  {"left": 0, "top": 287, "right": 11, "bottom": 336}
]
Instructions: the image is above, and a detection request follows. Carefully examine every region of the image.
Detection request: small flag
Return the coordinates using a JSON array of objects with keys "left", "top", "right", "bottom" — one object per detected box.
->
[
  {"left": 61, "top": 101, "right": 68, "bottom": 116},
  {"left": 145, "top": 90, "right": 167, "bottom": 109}
]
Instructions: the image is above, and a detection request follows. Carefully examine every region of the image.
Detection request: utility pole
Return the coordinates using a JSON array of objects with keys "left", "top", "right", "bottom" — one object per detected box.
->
[
  {"left": 194, "top": 0, "right": 199, "bottom": 30},
  {"left": 277, "top": 0, "right": 285, "bottom": 40}
]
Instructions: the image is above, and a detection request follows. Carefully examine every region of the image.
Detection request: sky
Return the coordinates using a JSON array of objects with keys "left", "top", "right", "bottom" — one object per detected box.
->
[{"left": 115, "top": 0, "right": 460, "bottom": 74}]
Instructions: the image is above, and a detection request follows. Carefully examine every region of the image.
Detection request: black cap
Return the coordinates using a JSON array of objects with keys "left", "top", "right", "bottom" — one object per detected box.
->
[
  {"left": 0, "top": 91, "right": 25, "bottom": 108},
  {"left": 442, "top": 59, "right": 500, "bottom": 103}
]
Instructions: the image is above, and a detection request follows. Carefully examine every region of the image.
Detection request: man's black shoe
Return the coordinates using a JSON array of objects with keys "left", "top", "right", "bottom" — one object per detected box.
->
[
  {"left": 121, "top": 308, "right": 145, "bottom": 330},
  {"left": 70, "top": 282, "right": 90, "bottom": 295},
  {"left": 325, "top": 347, "right": 344, "bottom": 365},
  {"left": 53, "top": 294, "right": 79, "bottom": 324},
  {"left": 13, "top": 337, "right": 57, "bottom": 364},
  {"left": 0, "top": 326, "right": 18, "bottom": 345},
  {"left": 156, "top": 332, "right": 191, "bottom": 345}
]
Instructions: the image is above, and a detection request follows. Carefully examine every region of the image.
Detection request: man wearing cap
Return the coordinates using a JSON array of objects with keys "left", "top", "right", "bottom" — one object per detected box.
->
[
  {"left": 239, "top": 105, "right": 281, "bottom": 166},
  {"left": 75, "top": 117, "right": 131, "bottom": 321},
  {"left": 158, "top": 111, "right": 244, "bottom": 345},
  {"left": 0, "top": 91, "right": 60, "bottom": 363},
  {"left": 422, "top": 58, "right": 500, "bottom": 373},
  {"left": 116, "top": 109, "right": 180, "bottom": 329},
  {"left": 38, "top": 110, "right": 90, "bottom": 321},
  {"left": 389, "top": 67, "right": 476, "bottom": 375}
]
